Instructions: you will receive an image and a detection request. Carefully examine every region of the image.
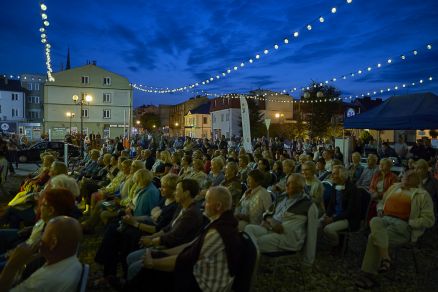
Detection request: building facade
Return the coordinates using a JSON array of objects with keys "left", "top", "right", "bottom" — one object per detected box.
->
[
  {"left": 20, "top": 73, "right": 45, "bottom": 140},
  {"left": 0, "top": 77, "right": 26, "bottom": 134},
  {"left": 168, "top": 95, "right": 209, "bottom": 136},
  {"left": 43, "top": 64, "right": 132, "bottom": 140},
  {"left": 210, "top": 96, "right": 242, "bottom": 140},
  {"left": 184, "top": 102, "right": 211, "bottom": 139}
]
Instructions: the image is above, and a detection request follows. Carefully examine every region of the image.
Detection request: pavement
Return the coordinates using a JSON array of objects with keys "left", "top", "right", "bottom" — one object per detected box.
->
[{"left": 10, "top": 163, "right": 39, "bottom": 177}]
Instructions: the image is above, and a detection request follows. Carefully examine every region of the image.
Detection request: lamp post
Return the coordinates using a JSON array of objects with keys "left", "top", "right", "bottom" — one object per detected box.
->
[
  {"left": 66, "top": 112, "right": 75, "bottom": 134},
  {"left": 72, "top": 94, "right": 92, "bottom": 158}
]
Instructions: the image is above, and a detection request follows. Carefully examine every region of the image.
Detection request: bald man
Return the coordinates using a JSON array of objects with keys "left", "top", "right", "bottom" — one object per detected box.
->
[
  {"left": 0, "top": 216, "right": 83, "bottom": 292},
  {"left": 127, "top": 186, "right": 242, "bottom": 292}
]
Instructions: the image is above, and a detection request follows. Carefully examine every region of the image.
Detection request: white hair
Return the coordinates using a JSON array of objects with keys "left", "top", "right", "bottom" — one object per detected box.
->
[{"left": 50, "top": 174, "right": 80, "bottom": 197}]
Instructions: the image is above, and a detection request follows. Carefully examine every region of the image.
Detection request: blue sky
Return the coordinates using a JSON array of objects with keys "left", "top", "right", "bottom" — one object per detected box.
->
[{"left": 1, "top": 0, "right": 437, "bottom": 106}]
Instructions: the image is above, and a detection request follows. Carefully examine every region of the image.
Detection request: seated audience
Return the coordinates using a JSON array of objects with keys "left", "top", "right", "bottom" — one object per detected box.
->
[
  {"left": 356, "top": 154, "right": 378, "bottom": 189},
  {"left": 0, "top": 216, "right": 83, "bottom": 291},
  {"left": 322, "top": 165, "right": 361, "bottom": 251},
  {"left": 235, "top": 169, "right": 272, "bottom": 231},
  {"left": 356, "top": 171, "right": 435, "bottom": 289},
  {"left": 245, "top": 174, "right": 317, "bottom": 253},
  {"left": 126, "top": 186, "right": 241, "bottom": 292}
]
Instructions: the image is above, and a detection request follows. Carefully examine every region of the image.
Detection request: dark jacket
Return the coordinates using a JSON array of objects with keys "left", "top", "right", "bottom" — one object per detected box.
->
[
  {"left": 326, "top": 182, "right": 362, "bottom": 230},
  {"left": 174, "top": 210, "right": 241, "bottom": 292},
  {"left": 160, "top": 202, "right": 205, "bottom": 248}
]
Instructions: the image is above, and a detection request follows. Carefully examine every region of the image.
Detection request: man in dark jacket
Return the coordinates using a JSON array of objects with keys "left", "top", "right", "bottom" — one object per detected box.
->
[
  {"left": 126, "top": 186, "right": 241, "bottom": 292},
  {"left": 322, "top": 165, "right": 361, "bottom": 248}
]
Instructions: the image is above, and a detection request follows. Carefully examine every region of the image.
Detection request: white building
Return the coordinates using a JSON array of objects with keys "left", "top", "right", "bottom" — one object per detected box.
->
[
  {"left": 0, "top": 77, "right": 26, "bottom": 134},
  {"left": 43, "top": 63, "right": 132, "bottom": 140},
  {"left": 210, "top": 97, "right": 241, "bottom": 140}
]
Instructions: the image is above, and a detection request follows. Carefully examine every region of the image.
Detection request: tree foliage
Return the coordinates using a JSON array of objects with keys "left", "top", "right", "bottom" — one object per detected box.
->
[
  {"left": 138, "top": 113, "right": 160, "bottom": 131},
  {"left": 246, "top": 97, "right": 266, "bottom": 138},
  {"left": 300, "top": 82, "right": 342, "bottom": 138}
]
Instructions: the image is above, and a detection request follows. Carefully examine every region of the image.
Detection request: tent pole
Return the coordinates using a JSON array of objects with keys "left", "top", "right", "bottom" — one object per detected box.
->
[{"left": 342, "top": 129, "right": 346, "bottom": 165}]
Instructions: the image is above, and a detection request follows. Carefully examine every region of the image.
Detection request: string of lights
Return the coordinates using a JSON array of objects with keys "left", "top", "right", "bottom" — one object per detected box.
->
[
  {"left": 39, "top": 2, "right": 55, "bottom": 82},
  {"left": 0, "top": 74, "right": 46, "bottom": 81},
  {"left": 132, "top": 0, "right": 354, "bottom": 93},
  {"left": 291, "top": 43, "right": 433, "bottom": 93},
  {"left": 190, "top": 76, "right": 433, "bottom": 104}
]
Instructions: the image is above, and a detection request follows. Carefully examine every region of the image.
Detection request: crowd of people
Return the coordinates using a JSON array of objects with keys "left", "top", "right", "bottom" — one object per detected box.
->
[{"left": 0, "top": 132, "right": 437, "bottom": 291}]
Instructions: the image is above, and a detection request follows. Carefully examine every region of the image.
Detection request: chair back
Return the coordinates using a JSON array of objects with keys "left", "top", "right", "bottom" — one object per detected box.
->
[
  {"left": 358, "top": 188, "right": 372, "bottom": 229},
  {"left": 77, "top": 263, "right": 89, "bottom": 292},
  {"left": 322, "top": 181, "right": 334, "bottom": 210},
  {"left": 232, "top": 232, "right": 259, "bottom": 292}
]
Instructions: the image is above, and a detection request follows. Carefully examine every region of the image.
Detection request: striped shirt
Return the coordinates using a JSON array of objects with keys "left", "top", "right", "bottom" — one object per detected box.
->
[{"left": 193, "top": 229, "right": 233, "bottom": 292}]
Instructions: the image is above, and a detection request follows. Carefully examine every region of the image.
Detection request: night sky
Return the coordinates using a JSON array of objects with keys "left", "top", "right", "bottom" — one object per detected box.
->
[{"left": 1, "top": 0, "right": 437, "bottom": 106}]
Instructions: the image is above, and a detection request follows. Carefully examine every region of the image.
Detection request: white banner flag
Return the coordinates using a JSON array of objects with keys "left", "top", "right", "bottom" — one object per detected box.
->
[{"left": 240, "top": 96, "right": 253, "bottom": 153}]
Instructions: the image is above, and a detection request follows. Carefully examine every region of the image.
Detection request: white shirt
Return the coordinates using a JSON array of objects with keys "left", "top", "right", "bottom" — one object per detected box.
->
[{"left": 11, "top": 256, "right": 82, "bottom": 292}]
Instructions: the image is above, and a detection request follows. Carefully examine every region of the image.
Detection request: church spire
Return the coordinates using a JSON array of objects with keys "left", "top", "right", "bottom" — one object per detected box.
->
[{"left": 66, "top": 48, "right": 71, "bottom": 70}]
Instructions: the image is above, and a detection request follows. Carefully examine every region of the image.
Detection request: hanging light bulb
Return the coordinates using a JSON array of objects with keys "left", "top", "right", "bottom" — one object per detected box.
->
[
  {"left": 41, "top": 13, "right": 48, "bottom": 20},
  {"left": 284, "top": 38, "right": 289, "bottom": 44},
  {"left": 346, "top": 0, "right": 352, "bottom": 3},
  {"left": 307, "top": 24, "right": 312, "bottom": 30},
  {"left": 255, "top": 54, "right": 260, "bottom": 59},
  {"left": 413, "top": 50, "right": 418, "bottom": 55},
  {"left": 293, "top": 31, "right": 299, "bottom": 37},
  {"left": 387, "top": 59, "right": 392, "bottom": 63},
  {"left": 427, "top": 44, "right": 432, "bottom": 50},
  {"left": 319, "top": 16, "right": 325, "bottom": 23},
  {"left": 331, "top": 7, "right": 337, "bottom": 13},
  {"left": 249, "top": 59, "right": 253, "bottom": 63},
  {"left": 401, "top": 55, "right": 406, "bottom": 60},
  {"left": 377, "top": 63, "right": 382, "bottom": 68},
  {"left": 264, "top": 49, "right": 269, "bottom": 54},
  {"left": 274, "top": 44, "right": 279, "bottom": 49},
  {"left": 39, "top": 27, "right": 45, "bottom": 32},
  {"left": 40, "top": 3, "right": 47, "bottom": 11},
  {"left": 43, "top": 20, "right": 50, "bottom": 26}
]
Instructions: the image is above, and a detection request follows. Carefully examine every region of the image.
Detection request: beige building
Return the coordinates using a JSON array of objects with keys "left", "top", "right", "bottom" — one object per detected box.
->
[
  {"left": 43, "top": 63, "right": 132, "bottom": 140},
  {"left": 168, "top": 95, "right": 209, "bottom": 136},
  {"left": 184, "top": 102, "right": 211, "bottom": 139},
  {"left": 251, "top": 89, "right": 294, "bottom": 124}
]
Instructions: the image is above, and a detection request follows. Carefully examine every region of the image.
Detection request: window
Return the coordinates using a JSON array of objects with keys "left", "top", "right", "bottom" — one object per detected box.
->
[
  {"left": 103, "top": 77, "right": 111, "bottom": 85},
  {"left": 12, "top": 109, "right": 18, "bottom": 117},
  {"left": 221, "top": 114, "right": 224, "bottom": 122},
  {"left": 35, "top": 83, "right": 40, "bottom": 91},
  {"left": 103, "top": 109, "right": 111, "bottom": 119},
  {"left": 11, "top": 93, "right": 18, "bottom": 101},
  {"left": 203, "top": 117, "right": 208, "bottom": 124},
  {"left": 103, "top": 93, "right": 112, "bottom": 103},
  {"left": 226, "top": 113, "right": 229, "bottom": 121},
  {"left": 81, "top": 109, "right": 89, "bottom": 118},
  {"left": 81, "top": 76, "right": 89, "bottom": 84},
  {"left": 28, "top": 83, "right": 33, "bottom": 90},
  {"left": 28, "top": 96, "right": 40, "bottom": 104}
]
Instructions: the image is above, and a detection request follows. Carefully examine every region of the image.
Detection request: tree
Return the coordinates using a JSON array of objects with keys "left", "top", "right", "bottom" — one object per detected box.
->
[
  {"left": 138, "top": 113, "right": 160, "bottom": 131},
  {"left": 300, "top": 82, "right": 342, "bottom": 139},
  {"left": 246, "top": 97, "right": 265, "bottom": 138}
]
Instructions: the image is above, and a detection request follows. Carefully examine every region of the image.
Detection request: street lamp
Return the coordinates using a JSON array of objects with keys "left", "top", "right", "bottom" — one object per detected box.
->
[
  {"left": 136, "top": 120, "right": 140, "bottom": 133},
  {"left": 72, "top": 94, "right": 92, "bottom": 158},
  {"left": 66, "top": 112, "right": 75, "bottom": 134}
]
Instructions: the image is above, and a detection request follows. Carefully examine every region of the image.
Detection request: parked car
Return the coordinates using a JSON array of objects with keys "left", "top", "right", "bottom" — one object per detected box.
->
[{"left": 17, "top": 142, "right": 80, "bottom": 163}]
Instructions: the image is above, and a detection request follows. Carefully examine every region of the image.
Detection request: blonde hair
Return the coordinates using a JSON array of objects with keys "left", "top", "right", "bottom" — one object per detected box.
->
[
  {"left": 161, "top": 173, "right": 178, "bottom": 192},
  {"left": 134, "top": 169, "right": 153, "bottom": 186},
  {"left": 211, "top": 157, "right": 224, "bottom": 169}
]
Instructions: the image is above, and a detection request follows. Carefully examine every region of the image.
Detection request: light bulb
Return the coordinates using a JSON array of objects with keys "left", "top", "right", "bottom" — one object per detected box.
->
[
  {"left": 41, "top": 4, "right": 47, "bottom": 11},
  {"left": 255, "top": 54, "right": 260, "bottom": 59},
  {"left": 387, "top": 59, "right": 392, "bottom": 63},
  {"left": 41, "top": 13, "right": 47, "bottom": 20},
  {"left": 264, "top": 49, "right": 268, "bottom": 54},
  {"left": 319, "top": 16, "right": 325, "bottom": 23},
  {"left": 427, "top": 44, "right": 432, "bottom": 50},
  {"left": 347, "top": 0, "right": 352, "bottom": 3},
  {"left": 284, "top": 38, "right": 289, "bottom": 44},
  {"left": 307, "top": 25, "right": 312, "bottom": 30},
  {"left": 43, "top": 20, "right": 50, "bottom": 26},
  {"left": 274, "top": 44, "right": 279, "bottom": 49},
  {"left": 331, "top": 7, "right": 337, "bottom": 13},
  {"left": 293, "top": 31, "right": 299, "bottom": 37}
]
